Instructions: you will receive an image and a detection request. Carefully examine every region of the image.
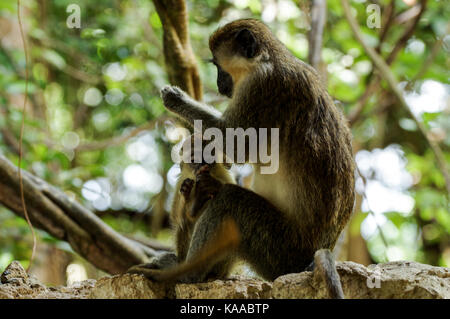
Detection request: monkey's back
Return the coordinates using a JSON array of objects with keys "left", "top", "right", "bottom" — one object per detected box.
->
[
  {"left": 227, "top": 56, "right": 355, "bottom": 253},
  {"left": 279, "top": 62, "right": 355, "bottom": 251}
]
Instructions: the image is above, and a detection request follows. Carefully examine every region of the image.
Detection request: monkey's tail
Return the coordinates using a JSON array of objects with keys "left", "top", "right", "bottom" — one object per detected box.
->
[
  {"left": 313, "top": 249, "right": 345, "bottom": 299},
  {"left": 155, "top": 218, "right": 240, "bottom": 282}
]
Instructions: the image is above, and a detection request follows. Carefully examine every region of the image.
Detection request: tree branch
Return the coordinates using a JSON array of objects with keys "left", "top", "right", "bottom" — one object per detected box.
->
[
  {"left": 74, "top": 116, "right": 170, "bottom": 152},
  {"left": 152, "top": 0, "right": 203, "bottom": 100},
  {"left": 308, "top": 0, "right": 326, "bottom": 78},
  {"left": 347, "top": 80, "right": 380, "bottom": 126},
  {"left": 405, "top": 34, "right": 445, "bottom": 91},
  {"left": 377, "top": 0, "right": 396, "bottom": 50},
  {"left": 346, "top": 1, "right": 427, "bottom": 126},
  {"left": 0, "top": 155, "right": 163, "bottom": 274},
  {"left": 386, "top": 0, "right": 427, "bottom": 65},
  {"left": 341, "top": 0, "right": 450, "bottom": 195}
]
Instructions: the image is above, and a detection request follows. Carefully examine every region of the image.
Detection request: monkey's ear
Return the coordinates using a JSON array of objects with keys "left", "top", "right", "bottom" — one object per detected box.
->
[{"left": 235, "top": 29, "right": 258, "bottom": 59}]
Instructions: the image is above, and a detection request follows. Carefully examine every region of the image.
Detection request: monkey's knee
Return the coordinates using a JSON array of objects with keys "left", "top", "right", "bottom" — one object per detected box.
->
[{"left": 182, "top": 215, "right": 239, "bottom": 282}]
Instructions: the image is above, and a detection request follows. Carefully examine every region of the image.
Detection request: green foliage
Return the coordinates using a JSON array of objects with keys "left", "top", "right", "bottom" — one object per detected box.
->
[{"left": 0, "top": 0, "right": 448, "bottom": 269}]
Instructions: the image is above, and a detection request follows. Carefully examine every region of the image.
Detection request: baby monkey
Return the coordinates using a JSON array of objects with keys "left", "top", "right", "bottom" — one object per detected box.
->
[
  {"left": 129, "top": 138, "right": 239, "bottom": 283},
  {"left": 128, "top": 141, "right": 344, "bottom": 298}
]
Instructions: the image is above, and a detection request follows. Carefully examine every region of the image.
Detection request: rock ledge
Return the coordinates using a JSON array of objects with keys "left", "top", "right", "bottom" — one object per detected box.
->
[{"left": 1, "top": 260, "right": 448, "bottom": 299}]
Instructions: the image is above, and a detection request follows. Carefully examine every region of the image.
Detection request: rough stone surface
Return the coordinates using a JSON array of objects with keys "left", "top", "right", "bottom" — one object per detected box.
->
[
  {"left": 89, "top": 273, "right": 174, "bottom": 299},
  {"left": 272, "top": 261, "right": 450, "bottom": 299},
  {"left": 176, "top": 275, "right": 272, "bottom": 299},
  {"left": 1, "top": 260, "right": 449, "bottom": 299},
  {"left": 1, "top": 261, "right": 28, "bottom": 285},
  {"left": 0, "top": 261, "right": 95, "bottom": 299}
]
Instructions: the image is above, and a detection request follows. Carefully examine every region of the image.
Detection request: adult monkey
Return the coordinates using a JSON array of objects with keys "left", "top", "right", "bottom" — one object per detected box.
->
[{"left": 130, "top": 19, "right": 354, "bottom": 299}]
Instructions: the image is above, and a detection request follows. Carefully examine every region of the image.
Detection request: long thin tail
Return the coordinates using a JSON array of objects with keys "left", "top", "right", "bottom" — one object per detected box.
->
[
  {"left": 155, "top": 218, "right": 240, "bottom": 282},
  {"left": 314, "top": 249, "right": 345, "bottom": 299}
]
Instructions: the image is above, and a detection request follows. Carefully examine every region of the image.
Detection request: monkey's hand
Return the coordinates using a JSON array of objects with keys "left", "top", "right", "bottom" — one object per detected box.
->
[
  {"left": 160, "top": 85, "right": 193, "bottom": 113},
  {"left": 180, "top": 178, "right": 194, "bottom": 200},
  {"left": 160, "top": 85, "right": 223, "bottom": 129},
  {"left": 190, "top": 165, "right": 223, "bottom": 218}
]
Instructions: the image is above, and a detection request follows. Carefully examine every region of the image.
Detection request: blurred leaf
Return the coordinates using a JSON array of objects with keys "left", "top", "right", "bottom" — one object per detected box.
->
[
  {"left": 81, "top": 28, "right": 106, "bottom": 39},
  {"left": 41, "top": 49, "right": 67, "bottom": 69}
]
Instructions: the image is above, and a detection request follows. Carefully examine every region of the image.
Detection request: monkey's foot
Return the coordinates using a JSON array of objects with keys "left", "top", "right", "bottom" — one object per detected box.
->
[
  {"left": 127, "top": 265, "right": 164, "bottom": 282},
  {"left": 127, "top": 265, "right": 199, "bottom": 283},
  {"left": 127, "top": 253, "right": 177, "bottom": 275},
  {"left": 160, "top": 85, "right": 190, "bottom": 112},
  {"left": 190, "top": 165, "right": 223, "bottom": 216}
]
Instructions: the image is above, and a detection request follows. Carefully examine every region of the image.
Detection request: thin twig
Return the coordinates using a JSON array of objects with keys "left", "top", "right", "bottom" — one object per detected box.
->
[
  {"left": 386, "top": 0, "right": 427, "bottom": 65},
  {"left": 341, "top": 0, "right": 450, "bottom": 196},
  {"left": 347, "top": 0, "right": 427, "bottom": 125},
  {"left": 348, "top": 81, "right": 380, "bottom": 126},
  {"left": 17, "top": 0, "right": 37, "bottom": 272},
  {"left": 308, "top": 0, "right": 326, "bottom": 76},
  {"left": 377, "top": 0, "right": 396, "bottom": 50},
  {"left": 395, "top": 3, "right": 422, "bottom": 25},
  {"left": 355, "top": 166, "right": 390, "bottom": 259},
  {"left": 405, "top": 35, "right": 444, "bottom": 91},
  {"left": 74, "top": 116, "right": 170, "bottom": 152},
  {"left": 0, "top": 44, "right": 42, "bottom": 113}
]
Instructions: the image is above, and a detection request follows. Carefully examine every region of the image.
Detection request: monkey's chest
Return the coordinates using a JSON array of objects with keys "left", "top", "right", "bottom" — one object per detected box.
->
[{"left": 250, "top": 167, "right": 291, "bottom": 214}]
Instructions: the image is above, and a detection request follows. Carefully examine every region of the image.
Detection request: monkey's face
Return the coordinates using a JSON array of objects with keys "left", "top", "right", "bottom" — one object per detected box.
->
[
  {"left": 210, "top": 25, "right": 263, "bottom": 98},
  {"left": 214, "top": 61, "right": 233, "bottom": 98}
]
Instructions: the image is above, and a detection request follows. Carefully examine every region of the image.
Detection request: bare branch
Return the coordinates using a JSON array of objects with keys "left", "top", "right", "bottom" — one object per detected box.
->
[
  {"left": 308, "top": 0, "right": 327, "bottom": 76},
  {"left": 348, "top": 81, "right": 380, "bottom": 126},
  {"left": 74, "top": 116, "right": 170, "bottom": 152},
  {"left": 341, "top": 0, "right": 450, "bottom": 195},
  {"left": 386, "top": 0, "right": 427, "bottom": 65},
  {"left": 152, "top": 0, "right": 203, "bottom": 100},
  {"left": 395, "top": 3, "right": 422, "bottom": 25},
  {"left": 377, "top": 0, "right": 396, "bottom": 51},
  {"left": 405, "top": 35, "right": 445, "bottom": 91},
  {"left": 0, "top": 155, "right": 162, "bottom": 274},
  {"left": 347, "top": 0, "right": 426, "bottom": 125}
]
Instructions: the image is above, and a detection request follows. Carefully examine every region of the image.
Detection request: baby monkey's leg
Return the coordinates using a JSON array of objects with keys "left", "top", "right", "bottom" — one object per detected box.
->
[
  {"left": 126, "top": 178, "right": 197, "bottom": 277},
  {"left": 127, "top": 217, "right": 239, "bottom": 283},
  {"left": 127, "top": 164, "right": 230, "bottom": 281}
]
